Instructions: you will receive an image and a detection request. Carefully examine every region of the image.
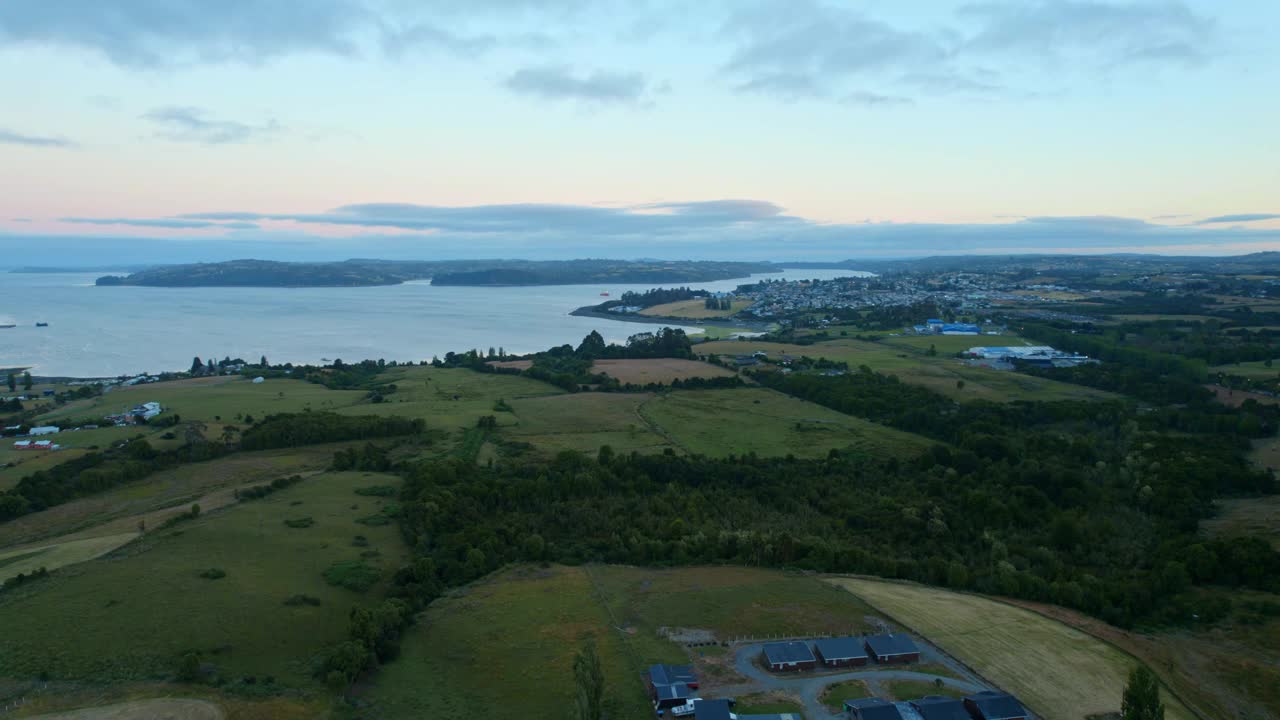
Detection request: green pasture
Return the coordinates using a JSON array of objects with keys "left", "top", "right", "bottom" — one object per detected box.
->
[{"left": 0, "top": 471, "right": 407, "bottom": 687}]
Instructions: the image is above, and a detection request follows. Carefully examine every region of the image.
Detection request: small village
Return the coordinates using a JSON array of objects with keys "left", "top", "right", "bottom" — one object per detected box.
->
[{"left": 5, "top": 401, "right": 164, "bottom": 452}]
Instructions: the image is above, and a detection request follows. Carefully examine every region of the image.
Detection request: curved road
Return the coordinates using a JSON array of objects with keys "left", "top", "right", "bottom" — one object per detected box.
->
[{"left": 715, "top": 643, "right": 989, "bottom": 719}]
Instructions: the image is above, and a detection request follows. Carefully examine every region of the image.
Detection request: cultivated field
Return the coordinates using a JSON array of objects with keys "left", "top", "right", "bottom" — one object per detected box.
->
[
  {"left": 0, "top": 472, "right": 407, "bottom": 687},
  {"left": 504, "top": 392, "right": 671, "bottom": 456},
  {"left": 829, "top": 577, "right": 1196, "bottom": 720},
  {"left": 640, "top": 388, "right": 930, "bottom": 458},
  {"left": 639, "top": 298, "right": 749, "bottom": 319},
  {"left": 697, "top": 338, "right": 1115, "bottom": 402},
  {"left": 591, "top": 358, "right": 736, "bottom": 384}
]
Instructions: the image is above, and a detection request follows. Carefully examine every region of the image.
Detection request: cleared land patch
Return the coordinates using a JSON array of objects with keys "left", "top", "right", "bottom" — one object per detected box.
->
[
  {"left": 25, "top": 699, "right": 223, "bottom": 720},
  {"left": 0, "top": 471, "right": 407, "bottom": 687},
  {"left": 639, "top": 388, "right": 929, "bottom": 458},
  {"left": 0, "top": 533, "right": 137, "bottom": 583},
  {"left": 828, "top": 577, "right": 1195, "bottom": 720},
  {"left": 592, "top": 358, "right": 736, "bottom": 385},
  {"left": 367, "top": 565, "right": 658, "bottom": 720},
  {"left": 639, "top": 298, "right": 749, "bottom": 319},
  {"left": 505, "top": 392, "right": 672, "bottom": 456},
  {"left": 1203, "top": 495, "right": 1280, "bottom": 549}
]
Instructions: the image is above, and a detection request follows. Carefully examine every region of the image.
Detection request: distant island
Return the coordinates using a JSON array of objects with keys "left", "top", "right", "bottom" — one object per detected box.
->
[{"left": 96, "top": 258, "right": 777, "bottom": 288}]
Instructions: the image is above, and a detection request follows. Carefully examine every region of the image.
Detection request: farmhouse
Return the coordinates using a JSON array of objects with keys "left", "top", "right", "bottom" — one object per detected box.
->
[
  {"left": 649, "top": 663, "right": 699, "bottom": 691},
  {"left": 963, "top": 691, "right": 1027, "bottom": 720},
  {"left": 653, "top": 682, "right": 694, "bottom": 711},
  {"left": 844, "top": 697, "right": 904, "bottom": 720},
  {"left": 12, "top": 440, "right": 30, "bottom": 450},
  {"left": 864, "top": 633, "right": 920, "bottom": 664},
  {"left": 911, "top": 695, "right": 970, "bottom": 720},
  {"left": 813, "top": 636, "right": 868, "bottom": 667},
  {"left": 693, "top": 699, "right": 734, "bottom": 720},
  {"left": 761, "top": 641, "right": 816, "bottom": 671}
]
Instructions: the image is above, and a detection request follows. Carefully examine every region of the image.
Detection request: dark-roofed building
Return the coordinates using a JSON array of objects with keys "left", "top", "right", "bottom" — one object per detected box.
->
[
  {"left": 654, "top": 682, "right": 693, "bottom": 711},
  {"left": 693, "top": 699, "right": 734, "bottom": 720},
  {"left": 813, "top": 636, "right": 869, "bottom": 667},
  {"left": 650, "top": 663, "right": 698, "bottom": 690},
  {"left": 761, "top": 641, "right": 817, "bottom": 671},
  {"left": 910, "top": 695, "right": 970, "bottom": 720},
  {"left": 864, "top": 633, "right": 921, "bottom": 664},
  {"left": 844, "top": 697, "right": 904, "bottom": 720},
  {"left": 964, "top": 691, "right": 1028, "bottom": 720}
]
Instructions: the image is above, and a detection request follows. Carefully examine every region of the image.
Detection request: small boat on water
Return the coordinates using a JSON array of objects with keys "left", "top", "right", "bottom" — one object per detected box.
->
[
  {"left": 0, "top": 324, "right": 14, "bottom": 329},
  {"left": 35, "top": 322, "right": 48, "bottom": 327},
  {"left": 599, "top": 291, "right": 610, "bottom": 297}
]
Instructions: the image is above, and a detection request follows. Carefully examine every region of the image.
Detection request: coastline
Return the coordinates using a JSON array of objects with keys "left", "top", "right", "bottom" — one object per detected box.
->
[{"left": 568, "top": 304, "right": 774, "bottom": 333}]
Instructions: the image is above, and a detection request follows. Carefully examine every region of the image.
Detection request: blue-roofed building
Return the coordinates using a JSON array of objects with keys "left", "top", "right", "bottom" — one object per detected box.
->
[
  {"left": 864, "top": 633, "right": 921, "bottom": 664},
  {"left": 963, "top": 691, "right": 1028, "bottom": 720},
  {"left": 845, "top": 697, "right": 904, "bottom": 720},
  {"left": 761, "top": 641, "right": 817, "bottom": 671},
  {"left": 813, "top": 636, "right": 868, "bottom": 667},
  {"left": 941, "top": 323, "right": 981, "bottom": 335},
  {"left": 693, "top": 699, "right": 734, "bottom": 720},
  {"left": 910, "top": 695, "right": 970, "bottom": 720},
  {"left": 650, "top": 663, "right": 699, "bottom": 690},
  {"left": 654, "top": 682, "right": 694, "bottom": 711}
]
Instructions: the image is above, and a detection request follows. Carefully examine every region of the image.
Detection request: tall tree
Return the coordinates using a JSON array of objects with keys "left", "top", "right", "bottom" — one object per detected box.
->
[
  {"left": 260, "top": 355, "right": 268, "bottom": 367},
  {"left": 573, "top": 640, "right": 605, "bottom": 720},
  {"left": 21, "top": 371, "right": 32, "bottom": 391},
  {"left": 5, "top": 373, "right": 14, "bottom": 392},
  {"left": 190, "top": 356, "right": 203, "bottom": 374},
  {"left": 1121, "top": 665, "right": 1164, "bottom": 720}
]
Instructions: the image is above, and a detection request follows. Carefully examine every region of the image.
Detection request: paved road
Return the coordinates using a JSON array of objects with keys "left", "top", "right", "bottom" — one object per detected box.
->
[{"left": 716, "top": 643, "right": 989, "bottom": 719}]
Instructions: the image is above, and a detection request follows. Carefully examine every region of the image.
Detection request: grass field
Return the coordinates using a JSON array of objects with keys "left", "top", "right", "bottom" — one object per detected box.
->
[
  {"left": 734, "top": 693, "right": 804, "bottom": 714},
  {"left": 504, "top": 392, "right": 672, "bottom": 456},
  {"left": 0, "top": 444, "right": 343, "bottom": 550},
  {"left": 591, "top": 358, "right": 736, "bottom": 384},
  {"left": 0, "top": 532, "right": 138, "bottom": 583},
  {"left": 828, "top": 578, "right": 1195, "bottom": 720},
  {"left": 1202, "top": 495, "right": 1280, "bottom": 549},
  {"left": 366, "top": 565, "right": 658, "bottom": 720},
  {"left": 1212, "top": 360, "right": 1280, "bottom": 380},
  {"left": 39, "top": 377, "right": 366, "bottom": 425},
  {"left": 698, "top": 338, "right": 1114, "bottom": 403},
  {"left": 640, "top": 388, "right": 930, "bottom": 458},
  {"left": 0, "top": 471, "right": 407, "bottom": 687},
  {"left": 821, "top": 679, "right": 871, "bottom": 710},
  {"left": 0, "top": 426, "right": 159, "bottom": 491},
  {"left": 639, "top": 298, "right": 749, "bottom": 319},
  {"left": 886, "top": 680, "right": 963, "bottom": 700}
]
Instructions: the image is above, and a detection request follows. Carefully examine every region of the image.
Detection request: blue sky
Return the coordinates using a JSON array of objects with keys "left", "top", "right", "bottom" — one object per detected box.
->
[{"left": 1, "top": 0, "right": 1278, "bottom": 262}]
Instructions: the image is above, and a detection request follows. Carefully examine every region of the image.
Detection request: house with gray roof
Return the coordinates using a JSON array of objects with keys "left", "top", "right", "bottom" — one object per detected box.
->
[
  {"left": 813, "top": 636, "right": 869, "bottom": 667},
  {"left": 963, "top": 691, "right": 1027, "bottom": 720},
  {"left": 864, "top": 633, "right": 921, "bottom": 664},
  {"left": 761, "top": 641, "right": 817, "bottom": 671}
]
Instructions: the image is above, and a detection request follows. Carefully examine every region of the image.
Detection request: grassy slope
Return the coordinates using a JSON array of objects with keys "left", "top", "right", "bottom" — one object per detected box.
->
[
  {"left": 0, "top": 426, "right": 161, "bottom": 491},
  {"left": 39, "top": 377, "right": 366, "bottom": 425},
  {"left": 828, "top": 577, "right": 1196, "bottom": 720},
  {"left": 1203, "top": 495, "right": 1280, "bottom": 550},
  {"left": 697, "top": 338, "right": 1115, "bottom": 402},
  {"left": 370, "top": 565, "right": 887, "bottom": 718},
  {"left": 0, "top": 471, "right": 407, "bottom": 687},
  {"left": 505, "top": 392, "right": 672, "bottom": 456},
  {"left": 640, "top": 388, "right": 930, "bottom": 458}
]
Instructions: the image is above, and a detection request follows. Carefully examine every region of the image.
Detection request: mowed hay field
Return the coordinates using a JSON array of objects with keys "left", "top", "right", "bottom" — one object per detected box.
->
[
  {"left": 39, "top": 377, "right": 366, "bottom": 424},
  {"left": 366, "top": 565, "right": 660, "bottom": 720},
  {"left": 505, "top": 392, "right": 672, "bottom": 455},
  {"left": 0, "top": 471, "right": 407, "bottom": 686},
  {"left": 698, "top": 338, "right": 1114, "bottom": 402},
  {"left": 639, "top": 298, "right": 749, "bottom": 319},
  {"left": 1202, "top": 495, "right": 1280, "bottom": 549},
  {"left": 829, "top": 578, "right": 1196, "bottom": 720},
  {"left": 591, "top": 358, "right": 736, "bottom": 384},
  {"left": 641, "top": 388, "right": 929, "bottom": 458}
]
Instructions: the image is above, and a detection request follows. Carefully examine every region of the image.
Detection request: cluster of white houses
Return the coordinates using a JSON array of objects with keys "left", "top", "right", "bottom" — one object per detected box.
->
[{"left": 762, "top": 633, "right": 920, "bottom": 671}]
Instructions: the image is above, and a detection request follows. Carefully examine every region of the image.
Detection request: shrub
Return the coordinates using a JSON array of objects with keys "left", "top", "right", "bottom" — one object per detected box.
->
[
  {"left": 355, "top": 514, "right": 390, "bottom": 526},
  {"left": 352, "top": 535, "right": 369, "bottom": 547},
  {"left": 354, "top": 485, "right": 397, "bottom": 497},
  {"left": 283, "top": 594, "right": 322, "bottom": 607},
  {"left": 284, "top": 517, "right": 314, "bottom": 529},
  {"left": 323, "top": 561, "right": 381, "bottom": 592},
  {"left": 198, "top": 568, "right": 226, "bottom": 580}
]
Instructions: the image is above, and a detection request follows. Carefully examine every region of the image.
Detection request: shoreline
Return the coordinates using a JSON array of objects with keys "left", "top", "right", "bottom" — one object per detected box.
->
[{"left": 568, "top": 304, "right": 774, "bottom": 333}]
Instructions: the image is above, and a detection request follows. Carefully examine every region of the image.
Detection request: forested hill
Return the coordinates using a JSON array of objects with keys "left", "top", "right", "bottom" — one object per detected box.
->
[{"left": 95, "top": 259, "right": 774, "bottom": 288}]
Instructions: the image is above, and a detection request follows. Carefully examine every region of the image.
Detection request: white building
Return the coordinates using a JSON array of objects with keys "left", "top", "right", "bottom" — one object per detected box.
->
[{"left": 28, "top": 426, "right": 60, "bottom": 435}]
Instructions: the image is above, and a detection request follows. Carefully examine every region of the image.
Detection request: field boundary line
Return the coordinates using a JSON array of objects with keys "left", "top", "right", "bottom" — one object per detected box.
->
[
  {"left": 581, "top": 564, "right": 654, "bottom": 707},
  {"left": 828, "top": 574, "right": 1210, "bottom": 720}
]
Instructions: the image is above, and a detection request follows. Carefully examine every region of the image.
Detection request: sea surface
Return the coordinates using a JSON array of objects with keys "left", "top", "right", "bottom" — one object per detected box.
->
[{"left": 0, "top": 269, "right": 865, "bottom": 377}]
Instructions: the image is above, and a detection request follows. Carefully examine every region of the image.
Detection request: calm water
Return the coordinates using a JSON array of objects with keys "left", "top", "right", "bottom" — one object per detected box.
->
[{"left": 0, "top": 269, "right": 865, "bottom": 377}]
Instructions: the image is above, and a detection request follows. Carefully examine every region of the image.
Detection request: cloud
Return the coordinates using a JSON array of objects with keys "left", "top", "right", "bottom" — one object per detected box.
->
[
  {"left": 142, "top": 107, "right": 281, "bottom": 145},
  {"left": 502, "top": 66, "right": 652, "bottom": 103},
  {"left": 0, "top": 0, "right": 370, "bottom": 68},
  {"left": 841, "top": 90, "right": 913, "bottom": 107},
  {"left": 959, "top": 1, "right": 1214, "bottom": 68},
  {"left": 732, "top": 72, "right": 827, "bottom": 101},
  {"left": 1197, "top": 214, "right": 1280, "bottom": 225},
  {"left": 0, "top": 127, "right": 77, "bottom": 148},
  {"left": 61, "top": 217, "right": 260, "bottom": 230}
]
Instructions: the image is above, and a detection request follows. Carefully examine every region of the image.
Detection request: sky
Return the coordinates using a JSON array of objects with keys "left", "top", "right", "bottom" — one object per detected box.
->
[{"left": 1, "top": 0, "right": 1278, "bottom": 263}]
